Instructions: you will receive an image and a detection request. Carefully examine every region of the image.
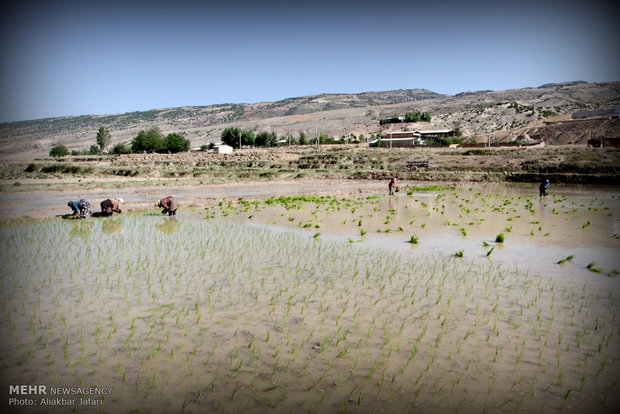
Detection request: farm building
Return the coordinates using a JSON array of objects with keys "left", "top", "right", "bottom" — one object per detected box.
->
[
  {"left": 587, "top": 137, "right": 620, "bottom": 148},
  {"left": 370, "top": 129, "right": 455, "bottom": 147},
  {"left": 214, "top": 144, "right": 233, "bottom": 154}
]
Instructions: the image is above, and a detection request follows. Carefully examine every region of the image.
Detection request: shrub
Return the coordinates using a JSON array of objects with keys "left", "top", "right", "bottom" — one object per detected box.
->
[
  {"left": 49, "top": 145, "right": 69, "bottom": 157},
  {"left": 110, "top": 143, "right": 132, "bottom": 155}
]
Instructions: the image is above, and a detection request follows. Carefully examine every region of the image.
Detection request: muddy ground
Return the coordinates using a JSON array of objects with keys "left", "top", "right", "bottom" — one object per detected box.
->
[{"left": 1, "top": 145, "right": 618, "bottom": 219}]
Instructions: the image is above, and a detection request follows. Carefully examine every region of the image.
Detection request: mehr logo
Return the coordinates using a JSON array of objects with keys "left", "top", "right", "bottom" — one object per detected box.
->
[{"left": 9, "top": 385, "right": 47, "bottom": 395}]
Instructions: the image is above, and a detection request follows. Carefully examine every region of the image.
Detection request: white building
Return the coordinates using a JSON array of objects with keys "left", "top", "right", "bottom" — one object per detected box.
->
[{"left": 214, "top": 145, "right": 233, "bottom": 154}]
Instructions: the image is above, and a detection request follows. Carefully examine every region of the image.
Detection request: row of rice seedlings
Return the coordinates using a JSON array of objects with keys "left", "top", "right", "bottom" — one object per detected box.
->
[{"left": 1, "top": 213, "right": 618, "bottom": 412}]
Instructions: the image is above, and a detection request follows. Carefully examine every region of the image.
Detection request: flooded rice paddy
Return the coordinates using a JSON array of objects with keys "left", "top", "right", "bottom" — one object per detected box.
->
[{"left": 1, "top": 183, "right": 619, "bottom": 413}]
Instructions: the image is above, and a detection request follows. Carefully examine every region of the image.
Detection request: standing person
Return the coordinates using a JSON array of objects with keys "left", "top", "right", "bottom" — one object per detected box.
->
[
  {"left": 539, "top": 179, "right": 549, "bottom": 197},
  {"left": 101, "top": 198, "right": 123, "bottom": 216},
  {"left": 388, "top": 177, "right": 398, "bottom": 196},
  {"left": 156, "top": 196, "right": 178, "bottom": 216},
  {"left": 67, "top": 199, "right": 92, "bottom": 218}
]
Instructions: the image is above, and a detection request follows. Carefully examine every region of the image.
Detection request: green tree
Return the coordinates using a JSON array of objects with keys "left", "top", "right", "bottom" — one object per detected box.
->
[
  {"left": 299, "top": 132, "right": 309, "bottom": 145},
  {"left": 221, "top": 127, "right": 242, "bottom": 148},
  {"left": 49, "top": 145, "right": 69, "bottom": 157},
  {"left": 131, "top": 127, "right": 165, "bottom": 153},
  {"left": 96, "top": 127, "right": 112, "bottom": 151},
  {"left": 89, "top": 144, "right": 102, "bottom": 155},
  {"left": 164, "top": 133, "right": 190, "bottom": 153},
  {"left": 241, "top": 130, "right": 255, "bottom": 147},
  {"left": 255, "top": 131, "right": 278, "bottom": 147}
]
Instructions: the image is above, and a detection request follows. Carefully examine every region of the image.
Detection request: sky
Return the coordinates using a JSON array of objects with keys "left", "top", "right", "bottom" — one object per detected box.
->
[{"left": 1, "top": 0, "right": 618, "bottom": 123}]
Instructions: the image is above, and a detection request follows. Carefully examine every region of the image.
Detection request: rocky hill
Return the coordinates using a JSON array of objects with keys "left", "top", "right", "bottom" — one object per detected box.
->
[{"left": 1, "top": 81, "right": 618, "bottom": 159}]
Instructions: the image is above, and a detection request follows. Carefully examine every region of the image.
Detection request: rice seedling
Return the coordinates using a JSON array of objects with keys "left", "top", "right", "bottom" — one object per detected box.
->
[{"left": 0, "top": 185, "right": 617, "bottom": 413}]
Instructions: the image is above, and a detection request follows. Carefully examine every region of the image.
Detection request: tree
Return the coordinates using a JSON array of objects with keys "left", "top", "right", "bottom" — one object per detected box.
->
[
  {"left": 241, "top": 130, "right": 255, "bottom": 147},
  {"left": 96, "top": 127, "right": 112, "bottom": 151},
  {"left": 131, "top": 127, "right": 165, "bottom": 153},
  {"left": 255, "top": 131, "right": 277, "bottom": 147},
  {"left": 89, "top": 144, "right": 102, "bottom": 155},
  {"left": 221, "top": 127, "right": 241, "bottom": 148},
  {"left": 164, "top": 133, "right": 190, "bottom": 153},
  {"left": 299, "top": 132, "right": 309, "bottom": 145},
  {"left": 49, "top": 145, "right": 69, "bottom": 157}
]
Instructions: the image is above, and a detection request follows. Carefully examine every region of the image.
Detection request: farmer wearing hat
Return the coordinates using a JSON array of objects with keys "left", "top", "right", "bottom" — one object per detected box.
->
[
  {"left": 156, "top": 195, "right": 178, "bottom": 216},
  {"left": 101, "top": 198, "right": 123, "bottom": 216},
  {"left": 539, "top": 179, "right": 550, "bottom": 197},
  {"left": 67, "top": 199, "right": 92, "bottom": 219}
]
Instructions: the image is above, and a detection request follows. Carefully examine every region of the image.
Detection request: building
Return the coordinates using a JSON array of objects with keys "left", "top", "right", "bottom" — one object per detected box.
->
[
  {"left": 587, "top": 137, "right": 620, "bottom": 148},
  {"left": 214, "top": 144, "right": 233, "bottom": 154},
  {"left": 370, "top": 129, "right": 455, "bottom": 147},
  {"left": 572, "top": 105, "right": 620, "bottom": 120}
]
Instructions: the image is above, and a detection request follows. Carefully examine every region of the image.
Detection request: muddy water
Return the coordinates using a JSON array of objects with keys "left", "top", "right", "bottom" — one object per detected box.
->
[
  {"left": 0, "top": 183, "right": 619, "bottom": 413},
  {"left": 0, "top": 179, "right": 385, "bottom": 219},
  {"left": 223, "top": 183, "right": 620, "bottom": 281}
]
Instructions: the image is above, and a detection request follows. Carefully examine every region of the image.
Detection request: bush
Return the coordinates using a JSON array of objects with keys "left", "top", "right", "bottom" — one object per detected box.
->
[
  {"left": 110, "top": 143, "right": 132, "bottom": 155},
  {"left": 49, "top": 145, "right": 69, "bottom": 157}
]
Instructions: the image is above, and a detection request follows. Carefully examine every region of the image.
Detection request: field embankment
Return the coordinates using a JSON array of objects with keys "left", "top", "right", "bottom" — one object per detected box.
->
[{"left": 1, "top": 146, "right": 618, "bottom": 193}]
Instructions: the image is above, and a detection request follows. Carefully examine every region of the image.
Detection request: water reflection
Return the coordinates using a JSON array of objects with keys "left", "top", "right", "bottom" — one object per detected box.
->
[
  {"left": 69, "top": 221, "right": 93, "bottom": 239},
  {"left": 102, "top": 218, "right": 124, "bottom": 234},
  {"left": 156, "top": 217, "right": 179, "bottom": 234}
]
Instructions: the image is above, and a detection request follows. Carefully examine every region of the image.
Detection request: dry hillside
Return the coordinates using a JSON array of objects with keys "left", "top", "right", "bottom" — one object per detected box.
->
[{"left": 1, "top": 81, "right": 619, "bottom": 160}]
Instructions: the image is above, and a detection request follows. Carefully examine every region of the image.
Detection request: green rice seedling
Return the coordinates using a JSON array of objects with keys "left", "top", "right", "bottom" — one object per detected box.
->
[
  {"left": 495, "top": 233, "right": 505, "bottom": 243},
  {"left": 454, "top": 250, "right": 464, "bottom": 258},
  {"left": 408, "top": 235, "right": 419, "bottom": 244},
  {"left": 586, "top": 262, "right": 602, "bottom": 273},
  {"left": 486, "top": 247, "right": 494, "bottom": 257},
  {"left": 557, "top": 255, "right": 574, "bottom": 265}
]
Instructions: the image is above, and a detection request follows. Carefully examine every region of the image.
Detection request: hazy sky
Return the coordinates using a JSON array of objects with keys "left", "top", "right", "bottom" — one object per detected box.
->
[{"left": 1, "top": 0, "right": 618, "bottom": 122}]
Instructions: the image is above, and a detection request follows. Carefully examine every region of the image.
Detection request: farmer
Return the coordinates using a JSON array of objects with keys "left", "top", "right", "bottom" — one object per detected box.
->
[
  {"left": 101, "top": 198, "right": 123, "bottom": 216},
  {"left": 388, "top": 177, "right": 398, "bottom": 196},
  {"left": 156, "top": 195, "right": 178, "bottom": 216},
  {"left": 67, "top": 199, "right": 92, "bottom": 219},
  {"left": 539, "top": 179, "right": 550, "bottom": 197}
]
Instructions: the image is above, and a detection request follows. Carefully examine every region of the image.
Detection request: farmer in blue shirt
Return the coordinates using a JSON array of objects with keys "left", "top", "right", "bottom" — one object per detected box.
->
[
  {"left": 539, "top": 179, "right": 550, "bottom": 197},
  {"left": 67, "top": 199, "right": 92, "bottom": 218}
]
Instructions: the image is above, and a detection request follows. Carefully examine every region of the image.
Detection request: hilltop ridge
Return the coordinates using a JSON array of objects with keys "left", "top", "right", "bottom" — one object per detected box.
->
[{"left": 1, "top": 81, "right": 618, "bottom": 159}]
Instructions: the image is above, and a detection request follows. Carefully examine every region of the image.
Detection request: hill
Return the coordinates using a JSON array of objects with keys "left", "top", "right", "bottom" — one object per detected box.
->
[{"left": 1, "top": 82, "right": 619, "bottom": 159}]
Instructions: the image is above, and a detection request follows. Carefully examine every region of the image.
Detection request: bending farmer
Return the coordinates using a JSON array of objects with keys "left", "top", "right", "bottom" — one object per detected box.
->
[
  {"left": 157, "top": 196, "right": 178, "bottom": 216},
  {"left": 68, "top": 199, "right": 92, "bottom": 219},
  {"left": 101, "top": 198, "right": 123, "bottom": 216}
]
